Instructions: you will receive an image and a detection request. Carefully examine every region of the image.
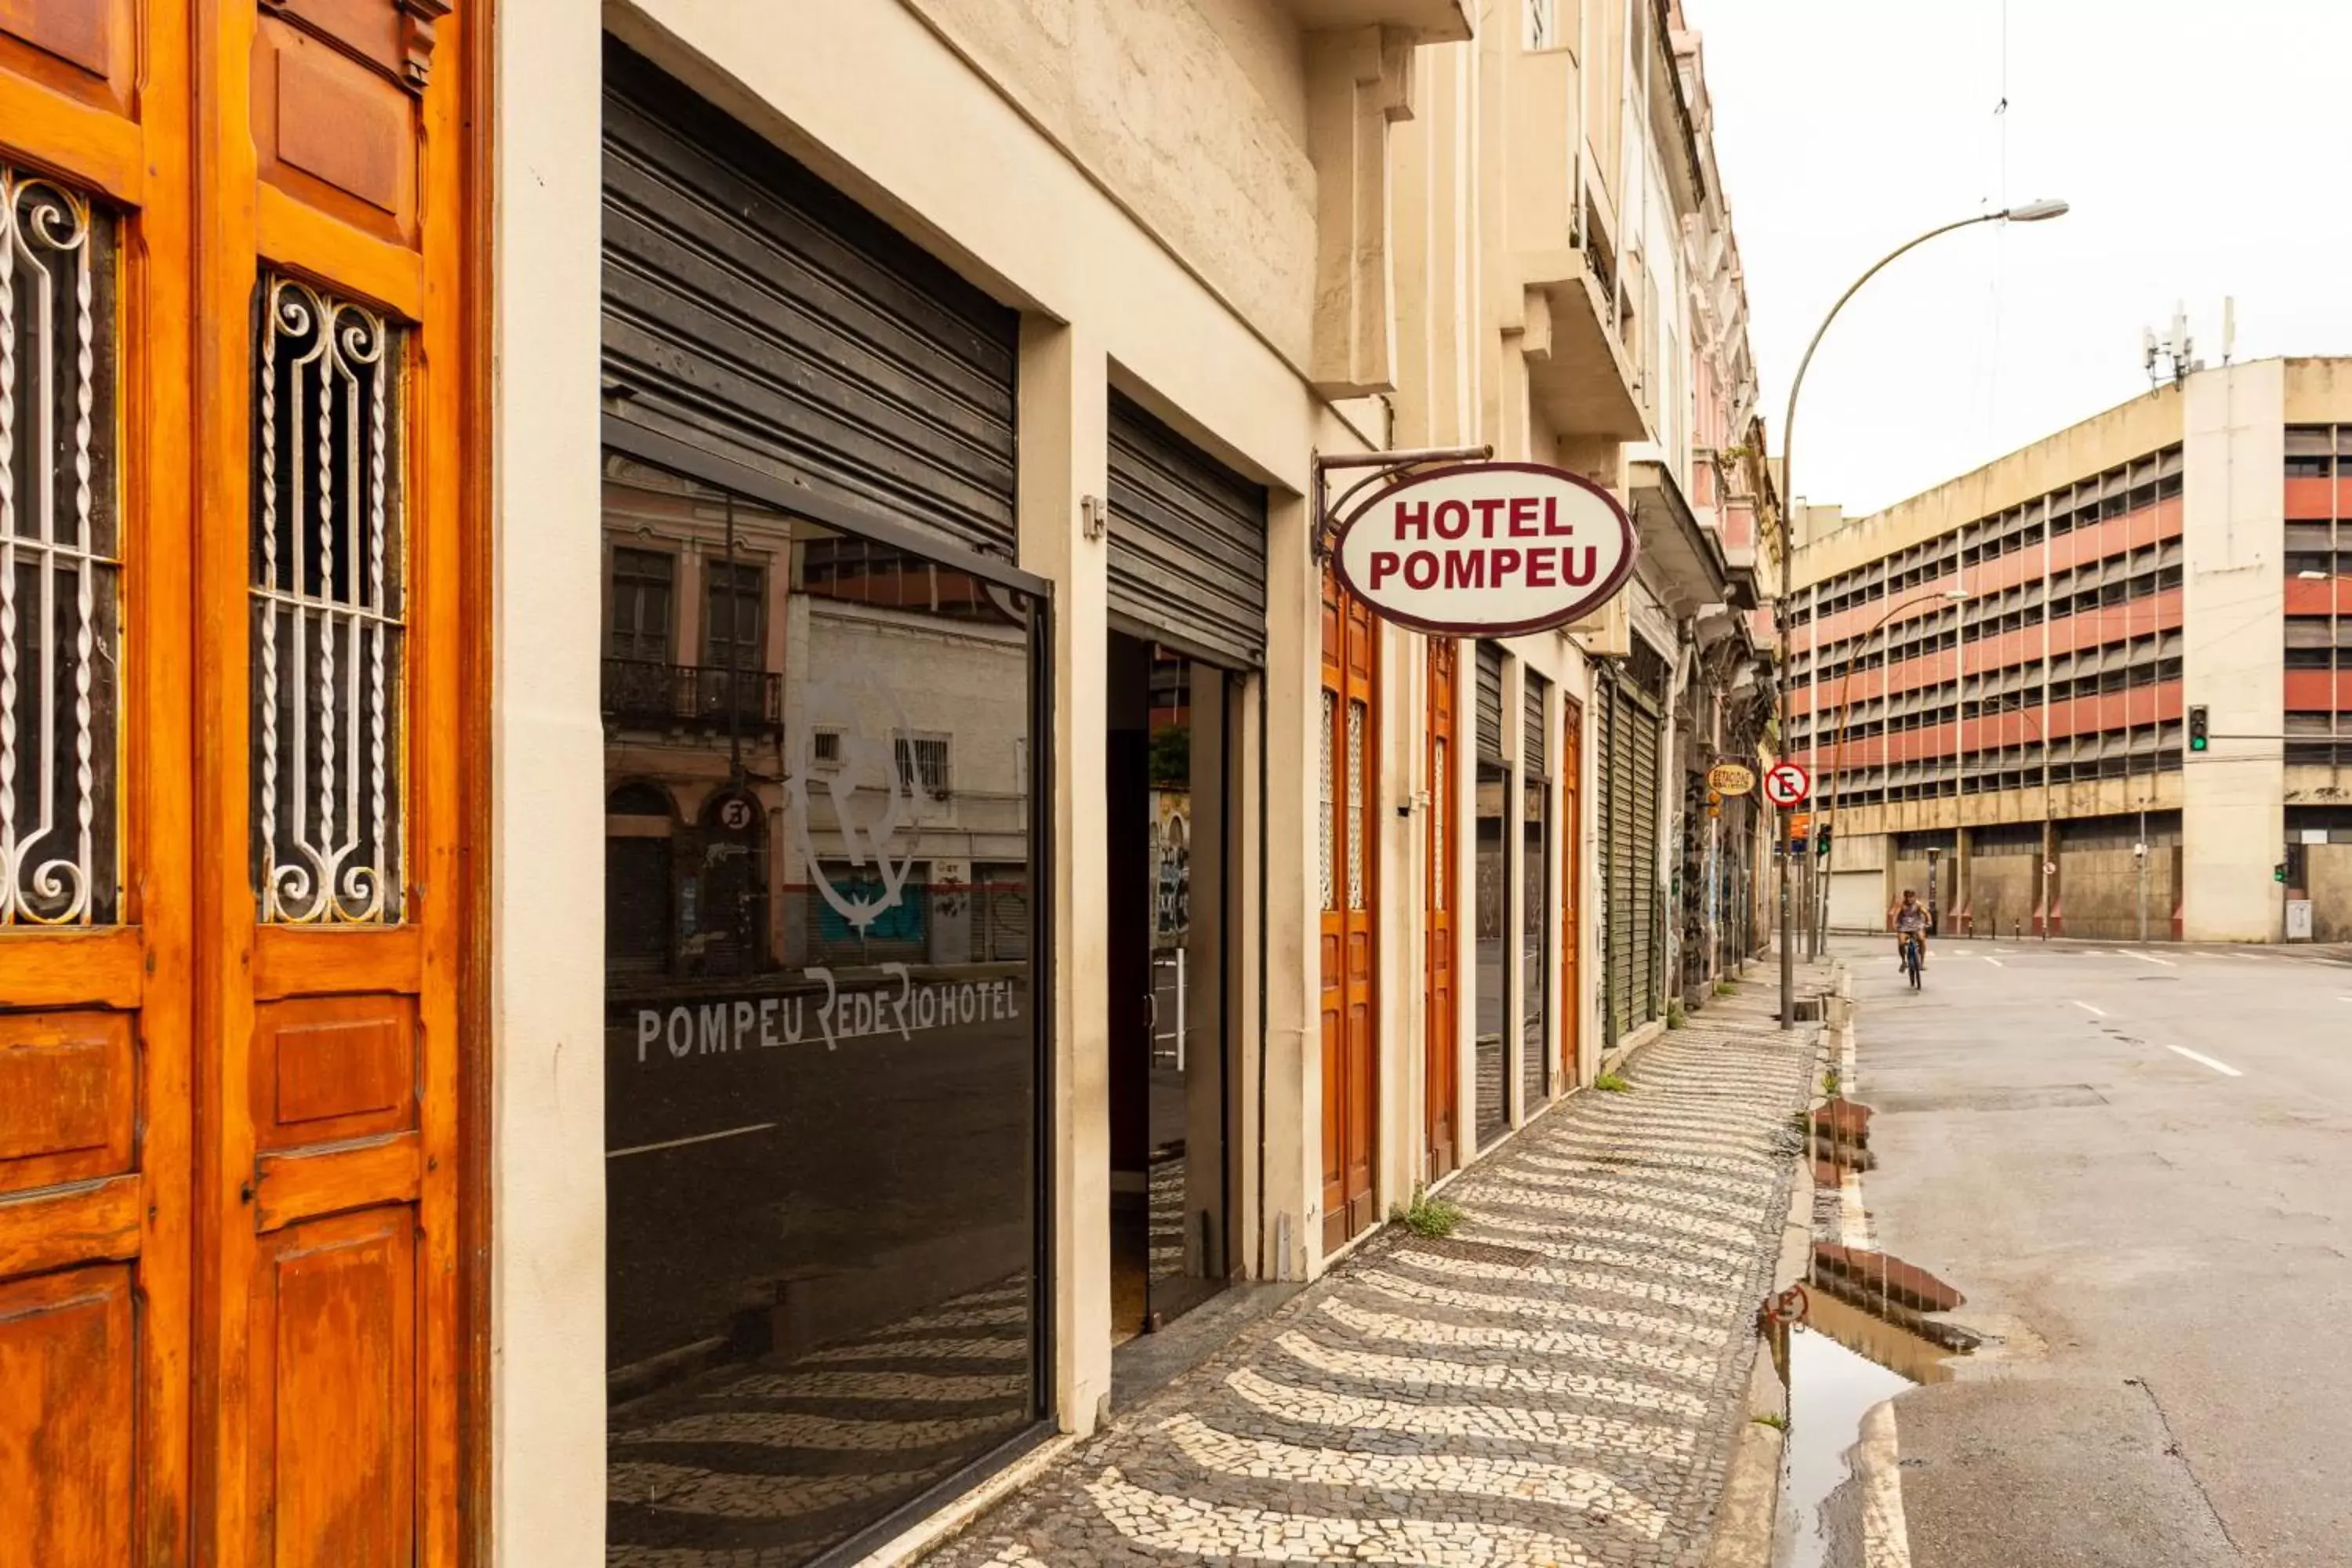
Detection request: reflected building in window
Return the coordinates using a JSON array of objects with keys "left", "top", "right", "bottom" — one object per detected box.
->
[{"left": 598, "top": 457, "right": 1041, "bottom": 1566}]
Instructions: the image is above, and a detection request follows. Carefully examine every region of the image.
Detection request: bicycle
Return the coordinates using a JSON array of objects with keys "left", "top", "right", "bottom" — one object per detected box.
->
[{"left": 1899, "top": 931, "right": 1924, "bottom": 990}]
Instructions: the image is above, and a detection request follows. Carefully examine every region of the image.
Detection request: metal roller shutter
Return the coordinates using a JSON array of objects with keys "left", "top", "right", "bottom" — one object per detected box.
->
[
  {"left": 600, "top": 42, "right": 1020, "bottom": 559},
  {"left": 1602, "top": 682, "right": 1634, "bottom": 1046},
  {"left": 1523, "top": 673, "right": 1548, "bottom": 775},
  {"left": 1106, "top": 394, "right": 1268, "bottom": 665},
  {"left": 1476, "top": 642, "right": 1504, "bottom": 764},
  {"left": 1628, "top": 701, "right": 1661, "bottom": 1026}
]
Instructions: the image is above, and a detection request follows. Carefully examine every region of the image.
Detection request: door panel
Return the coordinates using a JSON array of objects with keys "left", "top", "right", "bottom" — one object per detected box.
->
[
  {"left": 0, "top": 1264, "right": 136, "bottom": 1568},
  {"left": 0, "top": 2, "right": 483, "bottom": 1563},
  {"left": 0, "top": 9, "right": 194, "bottom": 1561},
  {"left": 1319, "top": 568, "right": 1378, "bottom": 1254},
  {"left": 1423, "top": 638, "right": 1457, "bottom": 1177}
]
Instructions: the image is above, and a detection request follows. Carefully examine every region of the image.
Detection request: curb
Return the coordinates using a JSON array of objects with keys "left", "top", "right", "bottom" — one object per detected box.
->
[{"left": 1704, "top": 958, "right": 1846, "bottom": 1568}]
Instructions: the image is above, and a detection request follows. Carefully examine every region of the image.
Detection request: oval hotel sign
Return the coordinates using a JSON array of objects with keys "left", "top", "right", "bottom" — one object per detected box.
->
[{"left": 1332, "top": 463, "right": 1639, "bottom": 637}]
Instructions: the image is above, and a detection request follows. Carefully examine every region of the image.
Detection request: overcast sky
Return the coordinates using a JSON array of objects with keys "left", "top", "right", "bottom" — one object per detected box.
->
[{"left": 1693, "top": 0, "right": 2352, "bottom": 517}]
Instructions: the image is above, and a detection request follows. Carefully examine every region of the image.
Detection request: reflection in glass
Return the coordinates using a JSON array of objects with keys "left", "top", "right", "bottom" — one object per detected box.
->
[
  {"left": 601, "top": 458, "right": 1038, "bottom": 1565},
  {"left": 1474, "top": 761, "right": 1509, "bottom": 1148}
]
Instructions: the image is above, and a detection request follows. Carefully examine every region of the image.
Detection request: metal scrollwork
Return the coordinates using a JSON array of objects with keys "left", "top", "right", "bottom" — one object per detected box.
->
[
  {"left": 253, "top": 274, "right": 404, "bottom": 925},
  {"left": 0, "top": 165, "right": 115, "bottom": 927}
]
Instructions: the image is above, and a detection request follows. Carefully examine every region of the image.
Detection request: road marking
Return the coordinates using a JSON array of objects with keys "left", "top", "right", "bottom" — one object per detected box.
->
[
  {"left": 1982, "top": 956, "right": 2005, "bottom": 967},
  {"left": 2119, "top": 949, "right": 2176, "bottom": 967},
  {"left": 2165, "top": 1045, "right": 2243, "bottom": 1078},
  {"left": 2071, "top": 1000, "right": 2107, "bottom": 1017},
  {"left": 607, "top": 1121, "right": 778, "bottom": 1159},
  {"left": 1859, "top": 1400, "right": 1915, "bottom": 1568}
]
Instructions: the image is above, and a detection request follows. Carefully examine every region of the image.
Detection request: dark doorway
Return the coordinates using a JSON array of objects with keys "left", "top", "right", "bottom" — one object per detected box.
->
[{"left": 1109, "top": 631, "right": 1232, "bottom": 1345}]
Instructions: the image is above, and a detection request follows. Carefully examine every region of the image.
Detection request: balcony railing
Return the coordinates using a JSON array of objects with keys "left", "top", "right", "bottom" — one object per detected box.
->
[{"left": 603, "top": 659, "right": 783, "bottom": 734}]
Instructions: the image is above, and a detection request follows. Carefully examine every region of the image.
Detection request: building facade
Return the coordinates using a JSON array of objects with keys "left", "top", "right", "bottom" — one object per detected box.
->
[
  {"left": 0, "top": 1, "right": 1775, "bottom": 1564},
  {"left": 1787, "top": 358, "right": 2352, "bottom": 948}
]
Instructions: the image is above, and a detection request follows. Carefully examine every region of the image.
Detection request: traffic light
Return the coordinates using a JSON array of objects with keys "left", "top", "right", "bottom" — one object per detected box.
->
[
  {"left": 2188, "top": 705, "right": 2209, "bottom": 752},
  {"left": 1817, "top": 822, "right": 1834, "bottom": 858}
]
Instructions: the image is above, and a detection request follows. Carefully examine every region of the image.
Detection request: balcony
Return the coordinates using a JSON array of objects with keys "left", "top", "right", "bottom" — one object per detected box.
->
[
  {"left": 603, "top": 659, "right": 783, "bottom": 735},
  {"left": 1284, "top": 0, "right": 1470, "bottom": 39},
  {"left": 1628, "top": 454, "right": 1735, "bottom": 619}
]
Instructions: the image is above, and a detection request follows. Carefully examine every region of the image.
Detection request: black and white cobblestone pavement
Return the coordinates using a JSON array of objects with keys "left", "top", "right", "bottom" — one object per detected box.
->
[{"left": 924, "top": 986, "right": 1821, "bottom": 1568}]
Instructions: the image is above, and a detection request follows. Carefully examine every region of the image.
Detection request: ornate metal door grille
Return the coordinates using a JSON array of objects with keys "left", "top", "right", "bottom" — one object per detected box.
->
[
  {"left": 252, "top": 274, "right": 405, "bottom": 924},
  {"left": 1, "top": 166, "right": 118, "bottom": 927}
]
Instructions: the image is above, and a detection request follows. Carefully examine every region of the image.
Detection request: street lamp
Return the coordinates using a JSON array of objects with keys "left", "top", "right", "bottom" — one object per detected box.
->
[
  {"left": 1817, "top": 588, "right": 1970, "bottom": 946},
  {"left": 1773, "top": 199, "right": 2071, "bottom": 1029}
]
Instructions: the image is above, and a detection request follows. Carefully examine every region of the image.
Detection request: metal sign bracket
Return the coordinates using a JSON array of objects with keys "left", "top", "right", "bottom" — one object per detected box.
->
[{"left": 1310, "top": 444, "right": 1493, "bottom": 561}]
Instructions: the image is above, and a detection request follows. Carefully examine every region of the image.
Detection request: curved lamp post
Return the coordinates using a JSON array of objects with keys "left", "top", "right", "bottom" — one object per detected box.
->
[{"left": 1773, "top": 199, "right": 2070, "bottom": 1027}]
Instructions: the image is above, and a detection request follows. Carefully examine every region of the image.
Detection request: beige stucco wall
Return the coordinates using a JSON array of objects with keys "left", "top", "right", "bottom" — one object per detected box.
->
[
  {"left": 900, "top": 0, "right": 1317, "bottom": 371},
  {"left": 2284, "top": 358, "right": 2352, "bottom": 424},
  {"left": 2182, "top": 361, "right": 2286, "bottom": 941},
  {"left": 494, "top": 0, "right": 608, "bottom": 1559}
]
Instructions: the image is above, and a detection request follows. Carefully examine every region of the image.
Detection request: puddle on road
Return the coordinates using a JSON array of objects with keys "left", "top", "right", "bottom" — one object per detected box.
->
[{"left": 1773, "top": 1286, "right": 1965, "bottom": 1568}]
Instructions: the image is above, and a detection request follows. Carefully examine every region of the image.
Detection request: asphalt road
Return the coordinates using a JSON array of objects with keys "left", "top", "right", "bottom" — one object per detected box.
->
[{"left": 1841, "top": 933, "right": 2352, "bottom": 1567}]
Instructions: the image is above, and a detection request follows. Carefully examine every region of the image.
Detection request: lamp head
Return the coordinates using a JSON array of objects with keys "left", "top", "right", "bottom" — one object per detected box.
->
[{"left": 2002, "top": 198, "right": 2070, "bottom": 223}]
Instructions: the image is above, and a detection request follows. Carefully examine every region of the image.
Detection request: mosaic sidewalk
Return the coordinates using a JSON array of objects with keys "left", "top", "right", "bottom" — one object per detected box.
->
[{"left": 926, "top": 992, "right": 1819, "bottom": 1568}]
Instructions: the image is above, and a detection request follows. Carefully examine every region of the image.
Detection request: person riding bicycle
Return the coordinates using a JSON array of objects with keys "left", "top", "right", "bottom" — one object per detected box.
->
[{"left": 1894, "top": 889, "right": 1929, "bottom": 972}]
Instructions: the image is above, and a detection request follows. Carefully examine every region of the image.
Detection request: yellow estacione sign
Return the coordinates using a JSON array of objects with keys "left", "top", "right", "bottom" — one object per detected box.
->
[{"left": 1707, "top": 761, "right": 1757, "bottom": 797}]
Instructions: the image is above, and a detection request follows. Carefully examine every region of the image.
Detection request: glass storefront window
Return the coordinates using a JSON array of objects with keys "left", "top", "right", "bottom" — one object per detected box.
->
[{"left": 601, "top": 457, "right": 1043, "bottom": 1565}]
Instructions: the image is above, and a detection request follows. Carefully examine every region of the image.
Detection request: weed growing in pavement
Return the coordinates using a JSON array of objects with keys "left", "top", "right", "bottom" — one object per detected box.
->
[
  {"left": 1751, "top": 1412, "right": 1788, "bottom": 1431},
  {"left": 1822, "top": 1066, "right": 1842, "bottom": 1098},
  {"left": 1595, "top": 1072, "right": 1633, "bottom": 1093},
  {"left": 1715, "top": 979, "right": 1739, "bottom": 996},
  {"left": 1667, "top": 1000, "right": 1688, "bottom": 1029},
  {"left": 1390, "top": 1185, "right": 1465, "bottom": 1238}
]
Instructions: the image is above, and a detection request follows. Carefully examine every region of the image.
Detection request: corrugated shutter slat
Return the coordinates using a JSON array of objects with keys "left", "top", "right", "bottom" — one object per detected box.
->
[
  {"left": 1107, "top": 394, "right": 1267, "bottom": 666},
  {"left": 600, "top": 43, "right": 1019, "bottom": 558}
]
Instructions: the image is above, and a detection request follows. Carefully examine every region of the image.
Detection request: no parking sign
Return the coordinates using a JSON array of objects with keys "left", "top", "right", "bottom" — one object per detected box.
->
[{"left": 1762, "top": 762, "right": 1811, "bottom": 809}]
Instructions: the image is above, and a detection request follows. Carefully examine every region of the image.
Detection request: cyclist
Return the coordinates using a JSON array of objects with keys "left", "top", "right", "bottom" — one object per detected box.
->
[{"left": 1894, "top": 889, "right": 1929, "bottom": 975}]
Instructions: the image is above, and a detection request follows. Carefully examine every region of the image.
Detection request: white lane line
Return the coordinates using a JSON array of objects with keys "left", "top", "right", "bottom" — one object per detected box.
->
[
  {"left": 2071, "top": 1000, "right": 2107, "bottom": 1017},
  {"left": 2119, "top": 949, "right": 2176, "bottom": 967},
  {"left": 2165, "top": 1044, "right": 2243, "bottom": 1078},
  {"left": 1982, "top": 956, "right": 2005, "bottom": 967},
  {"left": 1859, "top": 1400, "right": 1914, "bottom": 1568},
  {"left": 608, "top": 1121, "right": 777, "bottom": 1159},
  {"left": 2338, "top": 996, "right": 2352, "bottom": 1004}
]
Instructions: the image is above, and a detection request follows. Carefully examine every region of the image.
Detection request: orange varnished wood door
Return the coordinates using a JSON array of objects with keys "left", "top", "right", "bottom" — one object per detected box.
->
[
  {"left": 1319, "top": 565, "right": 1378, "bottom": 1254},
  {"left": 193, "top": 3, "right": 480, "bottom": 1565},
  {"left": 1560, "top": 697, "right": 1584, "bottom": 1086},
  {"left": 1421, "top": 638, "right": 1458, "bottom": 1178},
  {"left": 0, "top": 3, "right": 485, "bottom": 1566},
  {"left": 0, "top": 4, "right": 198, "bottom": 1563}
]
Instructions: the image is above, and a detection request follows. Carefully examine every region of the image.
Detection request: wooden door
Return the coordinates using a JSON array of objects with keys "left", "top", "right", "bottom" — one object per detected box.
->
[
  {"left": 0, "top": 5, "right": 487, "bottom": 1565},
  {"left": 0, "top": 9, "right": 198, "bottom": 1561},
  {"left": 1560, "top": 698, "right": 1584, "bottom": 1085},
  {"left": 1319, "top": 566, "right": 1378, "bottom": 1254},
  {"left": 1422, "top": 638, "right": 1458, "bottom": 1178}
]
